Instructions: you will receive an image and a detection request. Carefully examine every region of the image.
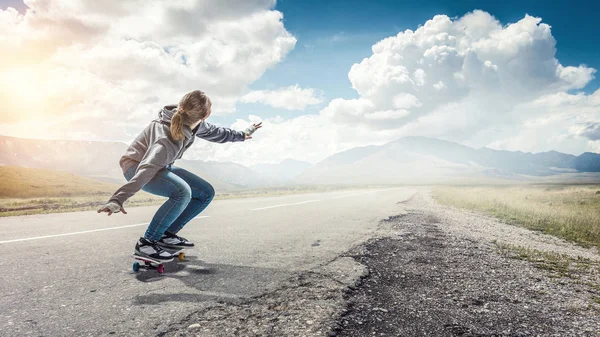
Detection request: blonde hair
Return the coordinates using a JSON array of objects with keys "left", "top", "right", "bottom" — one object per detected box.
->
[{"left": 171, "top": 90, "right": 212, "bottom": 141}]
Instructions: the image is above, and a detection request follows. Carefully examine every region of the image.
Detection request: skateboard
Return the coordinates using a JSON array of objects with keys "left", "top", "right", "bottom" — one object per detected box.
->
[{"left": 132, "top": 248, "right": 186, "bottom": 274}]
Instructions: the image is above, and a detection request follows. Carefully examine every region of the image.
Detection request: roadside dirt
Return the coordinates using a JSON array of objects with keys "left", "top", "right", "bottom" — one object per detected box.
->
[{"left": 337, "top": 192, "right": 600, "bottom": 336}]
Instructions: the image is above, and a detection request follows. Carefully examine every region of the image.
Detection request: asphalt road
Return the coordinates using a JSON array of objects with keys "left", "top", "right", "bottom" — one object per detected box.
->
[{"left": 0, "top": 187, "right": 415, "bottom": 336}]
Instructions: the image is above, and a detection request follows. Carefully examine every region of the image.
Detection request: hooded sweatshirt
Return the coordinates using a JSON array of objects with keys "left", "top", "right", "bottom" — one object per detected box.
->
[{"left": 108, "top": 105, "right": 246, "bottom": 207}]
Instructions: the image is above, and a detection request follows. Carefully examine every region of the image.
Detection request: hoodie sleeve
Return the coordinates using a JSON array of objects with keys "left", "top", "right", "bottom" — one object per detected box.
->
[
  {"left": 196, "top": 121, "right": 246, "bottom": 143},
  {"left": 108, "top": 137, "right": 178, "bottom": 207}
]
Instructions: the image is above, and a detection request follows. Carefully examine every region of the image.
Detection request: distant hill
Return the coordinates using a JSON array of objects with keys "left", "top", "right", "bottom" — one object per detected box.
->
[
  {"left": 176, "top": 159, "right": 262, "bottom": 190},
  {"left": 297, "top": 137, "right": 600, "bottom": 185},
  {"left": 0, "top": 135, "right": 128, "bottom": 184},
  {"left": 192, "top": 160, "right": 269, "bottom": 187},
  {"left": 0, "top": 165, "right": 121, "bottom": 198},
  {"left": 574, "top": 152, "right": 600, "bottom": 172},
  {"left": 251, "top": 159, "right": 313, "bottom": 184},
  {"left": 385, "top": 137, "right": 593, "bottom": 176}
]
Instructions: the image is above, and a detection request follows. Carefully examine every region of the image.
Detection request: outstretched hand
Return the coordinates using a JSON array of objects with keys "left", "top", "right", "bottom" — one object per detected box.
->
[
  {"left": 97, "top": 202, "right": 127, "bottom": 216},
  {"left": 245, "top": 122, "right": 262, "bottom": 140}
]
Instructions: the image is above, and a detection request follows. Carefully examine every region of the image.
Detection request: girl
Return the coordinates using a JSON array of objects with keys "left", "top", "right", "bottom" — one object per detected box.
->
[{"left": 97, "top": 90, "right": 262, "bottom": 262}]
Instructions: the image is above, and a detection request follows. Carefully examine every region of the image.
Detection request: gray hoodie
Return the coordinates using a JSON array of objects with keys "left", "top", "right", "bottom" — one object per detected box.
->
[{"left": 108, "top": 105, "right": 246, "bottom": 207}]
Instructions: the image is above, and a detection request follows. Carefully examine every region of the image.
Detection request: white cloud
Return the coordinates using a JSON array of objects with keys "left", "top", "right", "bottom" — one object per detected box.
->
[
  {"left": 432, "top": 81, "right": 446, "bottom": 90},
  {"left": 0, "top": 0, "right": 295, "bottom": 140},
  {"left": 332, "top": 11, "right": 595, "bottom": 131},
  {"left": 589, "top": 141, "right": 600, "bottom": 153},
  {"left": 569, "top": 123, "right": 600, "bottom": 141},
  {"left": 307, "top": 10, "right": 597, "bottom": 158},
  {"left": 481, "top": 88, "right": 600, "bottom": 154},
  {"left": 320, "top": 97, "right": 376, "bottom": 125},
  {"left": 364, "top": 110, "right": 410, "bottom": 120},
  {"left": 392, "top": 93, "right": 421, "bottom": 109},
  {"left": 240, "top": 85, "right": 323, "bottom": 110},
  {"left": 187, "top": 10, "right": 599, "bottom": 165}
]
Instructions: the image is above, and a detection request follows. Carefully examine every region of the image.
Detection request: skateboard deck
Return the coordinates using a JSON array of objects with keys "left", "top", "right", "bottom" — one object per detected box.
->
[{"left": 131, "top": 249, "right": 187, "bottom": 274}]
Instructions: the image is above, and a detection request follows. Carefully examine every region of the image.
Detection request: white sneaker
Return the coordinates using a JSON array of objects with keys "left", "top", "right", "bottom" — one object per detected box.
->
[
  {"left": 134, "top": 237, "right": 174, "bottom": 262},
  {"left": 157, "top": 232, "right": 195, "bottom": 249}
]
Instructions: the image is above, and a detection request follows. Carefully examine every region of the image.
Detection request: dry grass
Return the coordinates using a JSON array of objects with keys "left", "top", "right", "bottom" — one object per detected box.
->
[
  {"left": 0, "top": 194, "right": 165, "bottom": 217},
  {"left": 493, "top": 241, "right": 600, "bottom": 309},
  {"left": 494, "top": 241, "right": 599, "bottom": 279},
  {"left": 0, "top": 184, "right": 368, "bottom": 217},
  {"left": 432, "top": 184, "right": 600, "bottom": 249},
  {"left": 0, "top": 165, "right": 119, "bottom": 198}
]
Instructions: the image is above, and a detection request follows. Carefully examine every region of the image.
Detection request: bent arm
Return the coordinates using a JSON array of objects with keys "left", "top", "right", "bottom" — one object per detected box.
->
[{"left": 108, "top": 138, "right": 177, "bottom": 207}]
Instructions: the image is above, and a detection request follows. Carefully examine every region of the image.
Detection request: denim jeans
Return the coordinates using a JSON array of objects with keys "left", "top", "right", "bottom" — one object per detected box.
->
[{"left": 123, "top": 163, "right": 215, "bottom": 241}]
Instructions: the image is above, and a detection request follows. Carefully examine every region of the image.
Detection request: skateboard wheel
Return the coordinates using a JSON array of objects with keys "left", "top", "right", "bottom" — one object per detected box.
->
[
  {"left": 178, "top": 252, "right": 185, "bottom": 261},
  {"left": 157, "top": 264, "right": 164, "bottom": 274},
  {"left": 133, "top": 262, "right": 140, "bottom": 273}
]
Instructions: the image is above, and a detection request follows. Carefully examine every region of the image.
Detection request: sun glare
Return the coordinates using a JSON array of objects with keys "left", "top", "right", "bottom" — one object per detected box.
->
[{"left": 1, "top": 67, "right": 51, "bottom": 119}]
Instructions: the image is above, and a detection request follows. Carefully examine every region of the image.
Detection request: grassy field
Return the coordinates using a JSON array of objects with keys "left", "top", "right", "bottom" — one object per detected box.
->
[
  {"left": 0, "top": 186, "right": 369, "bottom": 217},
  {"left": 432, "top": 184, "right": 600, "bottom": 249},
  {"left": 0, "top": 194, "right": 164, "bottom": 217},
  {"left": 0, "top": 165, "right": 120, "bottom": 198}
]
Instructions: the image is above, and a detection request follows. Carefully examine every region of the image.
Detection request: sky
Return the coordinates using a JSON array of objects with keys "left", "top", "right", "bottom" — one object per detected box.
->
[{"left": 0, "top": 0, "right": 599, "bottom": 165}]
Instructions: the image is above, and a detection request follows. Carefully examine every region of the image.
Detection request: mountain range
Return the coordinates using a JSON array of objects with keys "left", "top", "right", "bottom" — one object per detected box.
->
[
  {"left": 1, "top": 135, "right": 598, "bottom": 189},
  {"left": 295, "top": 137, "right": 600, "bottom": 185}
]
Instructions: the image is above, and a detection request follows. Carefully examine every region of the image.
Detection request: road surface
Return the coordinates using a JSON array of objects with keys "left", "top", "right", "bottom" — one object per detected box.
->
[{"left": 0, "top": 187, "right": 415, "bottom": 336}]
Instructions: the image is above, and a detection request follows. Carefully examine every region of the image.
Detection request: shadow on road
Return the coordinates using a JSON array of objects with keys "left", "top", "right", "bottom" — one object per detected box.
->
[{"left": 131, "top": 254, "right": 289, "bottom": 305}]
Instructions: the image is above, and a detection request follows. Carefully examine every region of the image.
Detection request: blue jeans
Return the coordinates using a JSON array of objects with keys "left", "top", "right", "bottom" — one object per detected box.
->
[{"left": 123, "top": 163, "right": 215, "bottom": 241}]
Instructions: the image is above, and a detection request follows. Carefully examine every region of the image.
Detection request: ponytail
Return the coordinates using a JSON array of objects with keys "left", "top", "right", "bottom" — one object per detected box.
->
[
  {"left": 170, "top": 90, "right": 212, "bottom": 142},
  {"left": 170, "top": 108, "right": 185, "bottom": 142}
]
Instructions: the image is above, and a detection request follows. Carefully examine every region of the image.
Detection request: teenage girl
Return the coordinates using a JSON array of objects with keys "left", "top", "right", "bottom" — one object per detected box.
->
[{"left": 97, "top": 90, "right": 262, "bottom": 262}]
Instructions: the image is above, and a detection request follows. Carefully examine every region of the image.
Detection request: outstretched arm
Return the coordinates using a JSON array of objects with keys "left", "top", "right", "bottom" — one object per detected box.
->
[
  {"left": 195, "top": 121, "right": 262, "bottom": 143},
  {"left": 196, "top": 121, "right": 245, "bottom": 143}
]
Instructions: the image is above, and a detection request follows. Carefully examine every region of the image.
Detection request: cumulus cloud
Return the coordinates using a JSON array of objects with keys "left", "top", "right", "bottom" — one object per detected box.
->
[
  {"left": 0, "top": 0, "right": 295, "bottom": 139},
  {"left": 304, "top": 10, "right": 597, "bottom": 160},
  {"left": 326, "top": 11, "right": 595, "bottom": 132},
  {"left": 186, "top": 10, "right": 600, "bottom": 165},
  {"left": 240, "top": 85, "right": 323, "bottom": 110}
]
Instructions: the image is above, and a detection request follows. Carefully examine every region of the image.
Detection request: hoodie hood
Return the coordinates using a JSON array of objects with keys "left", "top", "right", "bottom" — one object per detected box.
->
[
  {"left": 158, "top": 105, "right": 178, "bottom": 124},
  {"left": 158, "top": 105, "right": 195, "bottom": 140}
]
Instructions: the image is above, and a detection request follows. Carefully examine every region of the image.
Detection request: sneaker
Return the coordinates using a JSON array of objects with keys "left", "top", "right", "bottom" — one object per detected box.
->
[
  {"left": 157, "top": 231, "right": 195, "bottom": 249},
  {"left": 134, "top": 237, "right": 174, "bottom": 262}
]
